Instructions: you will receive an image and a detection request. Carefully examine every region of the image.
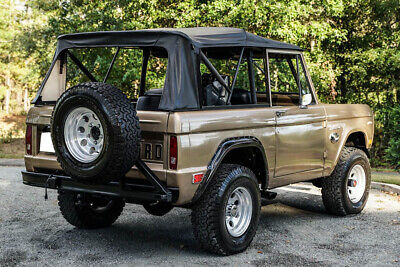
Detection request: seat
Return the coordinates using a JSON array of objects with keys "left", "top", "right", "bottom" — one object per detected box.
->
[
  {"left": 136, "top": 89, "right": 162, "bottom": 111},
  {"left": 271, "top": 93, "right": 299, "bottom": 106},
  {"left": 230, "top": 89, "right": 252, "bottom": 105},
  {"left": 202, "top": 73, "right": 229, "bottom": 106}
]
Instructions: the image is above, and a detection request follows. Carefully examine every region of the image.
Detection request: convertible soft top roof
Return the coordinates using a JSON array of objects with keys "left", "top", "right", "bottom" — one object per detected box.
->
[
  {"left": 56, "top": 27, "right": 302, "bottom": 52},
  {"left": 38, "top": 28, "right": 303, "bottom": 110}
]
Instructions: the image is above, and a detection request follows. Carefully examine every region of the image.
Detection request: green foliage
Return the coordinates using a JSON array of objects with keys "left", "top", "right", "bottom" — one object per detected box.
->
[
  {"left": 0, "top": 0, "right": 399, "bottom": 166},
  {"left": 385, "top": 105, "right": 400, "bottom": 169}
]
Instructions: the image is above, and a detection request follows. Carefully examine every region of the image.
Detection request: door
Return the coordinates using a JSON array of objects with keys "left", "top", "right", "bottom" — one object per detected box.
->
[{"left": 267, "top": 52, "right": 326, "bottom": 181}]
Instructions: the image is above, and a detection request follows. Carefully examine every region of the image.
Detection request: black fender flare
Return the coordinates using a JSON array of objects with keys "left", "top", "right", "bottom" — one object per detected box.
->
[{"left": 192, "top": 136, "right": 268, "bottom": 203}]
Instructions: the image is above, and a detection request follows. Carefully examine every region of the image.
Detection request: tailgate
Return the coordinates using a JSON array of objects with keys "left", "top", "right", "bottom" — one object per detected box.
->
[{"left": 25, "top": 106, "right": 169, "bottom": 181}]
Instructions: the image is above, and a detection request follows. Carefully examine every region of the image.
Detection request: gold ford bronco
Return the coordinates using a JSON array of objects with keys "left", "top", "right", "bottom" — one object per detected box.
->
[{"left": 22, "top": 27, "right": 374, "bottom": 255}]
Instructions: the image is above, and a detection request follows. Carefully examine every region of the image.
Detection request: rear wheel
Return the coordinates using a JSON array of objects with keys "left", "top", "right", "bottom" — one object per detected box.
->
[
  {"left": 143, "top": 202, "right": 173, "bottom": 216},
  {"left": 58, "top": 191, "right": 125, "bottom": 229},
  {"left": 191, "top": 164, "right": 261, "bottom": 255},
  {"left": 321, "top": 147, "right": 371, "bottom": 216}
]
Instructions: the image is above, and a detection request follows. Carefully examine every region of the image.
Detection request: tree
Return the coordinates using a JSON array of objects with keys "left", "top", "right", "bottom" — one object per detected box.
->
[{"left": 1, "top": 0, "right": 399, "bottom": 166}]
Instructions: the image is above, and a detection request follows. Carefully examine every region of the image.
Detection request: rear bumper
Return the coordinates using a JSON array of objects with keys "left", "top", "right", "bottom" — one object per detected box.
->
[{"left": 22, "top": 171, "right": 178, "bottom": 203}]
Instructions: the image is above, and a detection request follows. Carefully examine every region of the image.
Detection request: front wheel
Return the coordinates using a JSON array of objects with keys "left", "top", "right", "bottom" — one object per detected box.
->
[
  {"left": 191, "top": 164, "right": 261, "bottom": 255},
  {"left": 321, "top": 147, "right": 371, "bottom": 216}
]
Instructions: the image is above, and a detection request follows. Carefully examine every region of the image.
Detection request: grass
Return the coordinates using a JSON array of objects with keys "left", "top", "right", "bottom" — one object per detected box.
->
[
  {"left": 371, "top": 172, "right": 400, "bottom": 186},
  {"left": 0, "top": 152, "right": 24, "bottom": 158},
  {"left": 372, "top": 167, "right": 396, "bottom": 173}
]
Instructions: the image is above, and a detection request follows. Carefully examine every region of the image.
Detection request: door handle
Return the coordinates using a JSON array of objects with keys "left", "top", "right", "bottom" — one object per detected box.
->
[{"left": 276, "top": 110, "right": 286, "bottom": 117}]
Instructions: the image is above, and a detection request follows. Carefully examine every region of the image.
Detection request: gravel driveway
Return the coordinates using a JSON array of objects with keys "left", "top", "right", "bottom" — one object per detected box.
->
[{"left": 1, "top": 166, "right": 399, "bottom": 266}]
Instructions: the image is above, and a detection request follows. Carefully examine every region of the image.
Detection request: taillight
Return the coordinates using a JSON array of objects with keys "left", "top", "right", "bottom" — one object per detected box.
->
[
  {"left": 169, "top": 135, "right": 177, "bottom": 170},
  {"left": 25, "top": 125, "right": 32, "bottom": 155}
]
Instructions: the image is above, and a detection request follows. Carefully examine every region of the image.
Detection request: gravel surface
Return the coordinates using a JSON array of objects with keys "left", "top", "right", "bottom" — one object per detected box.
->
[{"left": 1, "top": 166, "right": 399, "bottom": 266}]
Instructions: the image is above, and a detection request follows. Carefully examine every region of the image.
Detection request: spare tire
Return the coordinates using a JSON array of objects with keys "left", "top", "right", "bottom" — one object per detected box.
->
[{"left": 51, "top": 82, "right": 140, "bottom": 184}]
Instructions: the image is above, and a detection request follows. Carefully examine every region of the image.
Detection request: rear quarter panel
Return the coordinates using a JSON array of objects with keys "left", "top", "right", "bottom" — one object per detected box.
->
[
  {"left": 323, "top": 104, "right": 374, "bottom": 176},
  {"left": 167, "top": 107, "right": 276, "bottom": 204}
]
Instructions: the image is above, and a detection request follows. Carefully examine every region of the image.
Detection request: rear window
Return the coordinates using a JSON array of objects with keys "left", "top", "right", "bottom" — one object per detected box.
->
[{"left": 66, "top": 47, "right": 168, "bottom": 99}]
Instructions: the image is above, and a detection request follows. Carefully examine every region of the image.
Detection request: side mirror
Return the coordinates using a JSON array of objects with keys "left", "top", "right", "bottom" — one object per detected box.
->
[{"left": 301, "top": 93, "right": 312, "bottom": 106}]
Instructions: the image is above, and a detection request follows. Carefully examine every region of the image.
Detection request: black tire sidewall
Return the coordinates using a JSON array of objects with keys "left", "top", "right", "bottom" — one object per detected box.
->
[
  {"left": 143, "top": 202, "right": 174, "bottom": 216},
  {"left": 58, "top": 191, "right": 125, "bottom": 229},
  {"left": 52, "top": 93, "right": 113, "bottom": 179},
  {"left": 218, "top": 172, "right": 260, "bottom": 252},
  {"left": 342, "top": 154, "right": 371, "bottom": 214}
]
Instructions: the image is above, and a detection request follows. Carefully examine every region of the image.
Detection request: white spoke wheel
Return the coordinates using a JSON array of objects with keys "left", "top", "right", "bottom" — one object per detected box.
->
[
  {"left": 225, "top": 187, "right": 253, "bottom": 237},
  {"left": 347, "top": 164, "right": 366, "bottom": 203},
  {"left": 64, "top": 107, "right": 104, "bottom": 163},
  {"left": 321, "top": 147, "right": 371, "bottom": 216},
  {"left": 191, "top": 164, "right": 261, "bottom": 255}
]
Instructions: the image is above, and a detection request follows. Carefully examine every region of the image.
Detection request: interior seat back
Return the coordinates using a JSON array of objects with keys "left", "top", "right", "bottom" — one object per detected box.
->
[
  {"left": 272, "top": 93, "right": 299, "bottom": 106},
  {"left": 231, "top": 89, "right": 251, "bottom": 105},
  {"left": 136, "top": 88, "right": 162, "bottom": 111}
]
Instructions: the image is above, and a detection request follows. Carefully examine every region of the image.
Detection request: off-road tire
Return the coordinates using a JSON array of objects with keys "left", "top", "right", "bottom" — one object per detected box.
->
[
  {"left": 51, "top": 82, "right": 140, "bottom": 184},
  {"left": 58, "top": 191, "right": 125, "bottom": 229},
  {"left": 321, "top": 147, "right": 371, "bottom": 216},
  {"left": 311, "top": 178, "right": 323, "bottom": 188},
  {"left": 191, "top": 164, "right": 261, "bottom": 255},
  {"left": 143, "top": 202, "right": 174, "bottom": 216}
]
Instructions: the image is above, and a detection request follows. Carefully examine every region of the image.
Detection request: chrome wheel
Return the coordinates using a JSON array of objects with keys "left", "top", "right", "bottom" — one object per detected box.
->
[
  {"left": 64, "top": 107, "right": 104, "bottom": 163},
  {"left": 347, "top": 164, "right": 366, "bottom": 203},
  {"left": 225, "top": 186, "right": 253, "bottom": 237}
]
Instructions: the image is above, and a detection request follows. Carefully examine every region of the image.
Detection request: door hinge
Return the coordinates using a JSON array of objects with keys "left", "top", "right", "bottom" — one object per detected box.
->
[
  {"left": 323, "top": 151, "right": 328, "bottom": 159},
  {"left": 322, "top": 120, "right": 327, "bottom": 128}
]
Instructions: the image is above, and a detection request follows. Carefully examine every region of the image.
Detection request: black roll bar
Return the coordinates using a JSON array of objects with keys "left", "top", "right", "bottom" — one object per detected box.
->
[
  {"left": 247, "top": 50, "right": 257, "bottom": 104},
  {"left": 67, "top": 51, "right": 97, "bottom": 82},
  {"left": 103, "top": 47, "right": 120, "bottom": 83},
  {"left": 199, "top": 51, "right": 231, "bottom": 95},
  {"left": 227, "top": 47, "right": 245, "bottom": 104},
  {"left": 139, "top": 49, "right": 150, "bottom": 96}
]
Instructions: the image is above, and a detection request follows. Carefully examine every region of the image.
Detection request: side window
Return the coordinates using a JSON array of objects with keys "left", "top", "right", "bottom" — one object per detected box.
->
[
  {"left": 269, "top": 56, "right": 298, "bottom": 95},
  {"left": 268, "top": 53, "right": 314, "bottom": 106},
  {"left": 145, "top": 53, "right": 168, "bottom": 92},
  {"left": 298, "top": 59, "right": 313, "bottom": 103},
  {"left": 200, "top": 49, "right": 267, "bottom": 107}
]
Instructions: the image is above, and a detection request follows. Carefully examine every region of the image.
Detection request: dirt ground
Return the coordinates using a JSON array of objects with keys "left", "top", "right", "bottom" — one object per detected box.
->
[
  {"left": 0, "top": 166, "right": 399, "bottom": 266},
  {"left": 0, "top": 114, "right": 26, "bottom": 158}
]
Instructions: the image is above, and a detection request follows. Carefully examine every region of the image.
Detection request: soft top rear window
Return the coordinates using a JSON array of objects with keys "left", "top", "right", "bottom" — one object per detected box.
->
[{"left": 66, "top": 47, "right": 168, "bottom": 99}]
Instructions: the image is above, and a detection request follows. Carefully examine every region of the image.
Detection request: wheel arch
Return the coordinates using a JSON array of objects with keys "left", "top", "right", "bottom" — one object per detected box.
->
[
  {"left": 344, "top": 131, "right": 370, "bottom": 158},
  {"left": 327, "top": 129, "right": 371, "bottom": 177},
  {"left": 192, "top": 136, "right": 268, "bottom": 203}
]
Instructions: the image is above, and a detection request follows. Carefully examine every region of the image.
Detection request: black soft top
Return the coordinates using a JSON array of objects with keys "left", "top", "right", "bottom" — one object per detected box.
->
[
  {"left": 38, "top": 28, "right": 303, "bottom": 110},
  {"left": 57, "top": 27, "right": 302, "bottom": 51}
]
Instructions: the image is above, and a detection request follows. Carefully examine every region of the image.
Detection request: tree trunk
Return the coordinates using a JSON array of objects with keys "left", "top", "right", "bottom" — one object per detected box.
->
[
  {"left": 24, "top": 89, "right": 29, "bottom": 111},
  {"left": 5, "top": 76, "right": 11, "bottom": 114},
  {"left": 17, "top": 89, "right": 22, "bottom": 111}
]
